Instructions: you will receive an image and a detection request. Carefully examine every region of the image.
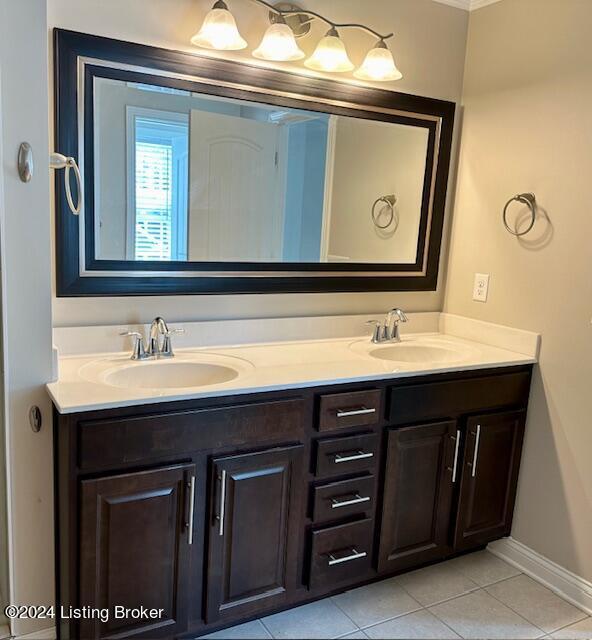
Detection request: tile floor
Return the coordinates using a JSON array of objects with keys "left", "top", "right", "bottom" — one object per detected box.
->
[{"left": 200, "top": 551, "right": 592, "bottom": 640}]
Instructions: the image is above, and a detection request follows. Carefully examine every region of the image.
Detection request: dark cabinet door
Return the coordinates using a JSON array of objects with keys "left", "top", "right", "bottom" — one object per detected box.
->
[
  {"left": 206, "top": 445, "right": 304, "bottom": 623},
  {"left": 454, "top": 410, "right": 526, "bottom": 550},
  {"left": 378, "top": 421, "right": 459, "bottom": 573},
  {"left": 79, "top": 464, "right": 196, "bottom": 639}
]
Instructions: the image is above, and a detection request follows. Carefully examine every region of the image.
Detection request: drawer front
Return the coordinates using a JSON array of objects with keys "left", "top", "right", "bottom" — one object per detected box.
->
[
  {"left": 312, "top": 475, "right": 376, "bottom": 524},
  {"left": 315, "top": 434, "right": 378, "bottom": 479},
  {"left": 309, "top": 519, "right": 373, "bottom": 590},
  {"left": 388, "top": 371, "right": 531, "bottom": 425},
  {"left": 318, "top": 389, "right": 381, "bottom": 432},
  {"left": 78, "top": 399, "right": 305, "bottom": 470}
]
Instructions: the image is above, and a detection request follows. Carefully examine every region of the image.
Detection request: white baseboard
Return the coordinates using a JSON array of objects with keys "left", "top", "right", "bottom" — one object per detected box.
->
[{"left": 488, "top": 537, "right": 592, "bottom": 615}]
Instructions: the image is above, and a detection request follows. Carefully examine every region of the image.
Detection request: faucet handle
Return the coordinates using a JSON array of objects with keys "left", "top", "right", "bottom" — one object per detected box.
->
[
  {"left": 161, "top": 327, "right": 185, "bottom": 358},
  {"left": 365, "top": 320, "right": 383, "bottom": 344},
  {"left": 165, "top": 327, "right": 185, "bottom": 337},
  {"left": 120, "top": 331, "right": 148, "bottom": 360}
]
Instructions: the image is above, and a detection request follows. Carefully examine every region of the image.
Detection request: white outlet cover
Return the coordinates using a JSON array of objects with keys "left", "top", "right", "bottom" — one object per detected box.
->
[{"left": 473, "top": 273, "right": 490, "bottom": 302}]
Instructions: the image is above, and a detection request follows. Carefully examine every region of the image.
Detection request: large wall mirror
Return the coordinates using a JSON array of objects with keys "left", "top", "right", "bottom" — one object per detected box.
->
[{"left": 55, "top": 30, "right": 455, "bottom": 296}]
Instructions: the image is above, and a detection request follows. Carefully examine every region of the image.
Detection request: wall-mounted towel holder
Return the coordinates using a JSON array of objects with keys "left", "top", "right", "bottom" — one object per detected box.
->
[
  {"left": 503, "top": 192, "right": 537, "bottom": 237},
  {"left": 17, "top": 143, "right": 82, "bottom": 215},
  {"left": 371, "top": 194, "right": 397, "bottom": 230},
  {"left": 50, "top": 152, "right": 82, "bottom": 215}
]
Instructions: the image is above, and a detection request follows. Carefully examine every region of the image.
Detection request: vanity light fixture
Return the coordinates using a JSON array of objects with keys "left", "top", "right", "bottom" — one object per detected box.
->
[
  {"left": 304, "top": 27, "right": 354, "bottom": 73},
  {"left": 190, "top": 0, "right": 248, "bottom": 51},
  {"left": 354, "top": 39, "right": 403, "bottom": 82},
  {"left": 253, "top": 15, "right": 305, "bottom": 61},
  {"left": 191, "top": 0, "right": 401, "bottom": 81}
]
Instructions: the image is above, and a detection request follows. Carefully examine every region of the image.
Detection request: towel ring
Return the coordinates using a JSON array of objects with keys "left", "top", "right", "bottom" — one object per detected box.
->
[
  {"left": 50, "top": 152, "right": 82, "bottom": 215},
  {"left": 371, "top": 195, "right": 397, "bottom": 230},
  {"left": 503, "top": 192, "right": 536, "bottom": 237}
]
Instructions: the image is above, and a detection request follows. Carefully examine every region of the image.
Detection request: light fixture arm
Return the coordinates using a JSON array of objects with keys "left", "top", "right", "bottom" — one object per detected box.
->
[{"left": 245, "top": 0, "right": 394, "bottom": 42}]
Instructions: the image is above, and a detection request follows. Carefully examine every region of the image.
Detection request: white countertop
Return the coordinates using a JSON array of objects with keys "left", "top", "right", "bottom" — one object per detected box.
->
[{"left": 47, "top": 331, "right": 537, "bottom": 414}]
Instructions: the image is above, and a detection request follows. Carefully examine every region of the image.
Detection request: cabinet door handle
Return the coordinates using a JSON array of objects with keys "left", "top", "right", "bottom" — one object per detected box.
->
[
  {"left": 451, "top": 430, "right": 461, "bottom": 483},
  {"left": 328, "top": 548, "right": 367, "bottom": 566},
  {"left": 336, "top": 407, "right": 376, "bottom": 418},
  {"left": 186, "top": 475, "right": 196, "bottom": 545},
  {"left": 331, "top": 493, "right": 371, "bottom": 509},
  {"left": 471, "top": 424, "right": 481, "bottom": 478},
  {"left": 334, "top": 450, "right": 374, "bottom": 464},
  {"left": 218, "top": 469, "right": 227, "bottom": 537}
]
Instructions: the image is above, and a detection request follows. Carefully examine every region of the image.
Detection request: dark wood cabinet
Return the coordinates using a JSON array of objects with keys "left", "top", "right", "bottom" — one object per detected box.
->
[
  {"left": 378, "top": 421, "right": 458, "bottom": 573},
  {"left": 454, "top": 410, "right": 526, "bottom": 550},
  {"left": 79, "top": 464, "right": 196, "bottom": 639},
  {"left": 54, "top": 366, "right": 532, "bottom": 639},
  {"left": 205, "top": 445, "right": 304, "bottom": 623}
]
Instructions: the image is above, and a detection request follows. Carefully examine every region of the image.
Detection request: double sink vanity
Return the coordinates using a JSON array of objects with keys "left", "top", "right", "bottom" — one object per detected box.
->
[
  {"left": 48, "top": 313, "right": 538, "bottom": 640},
  {"left": 48, "top": 27, "right": 539, "bottom": 640}
]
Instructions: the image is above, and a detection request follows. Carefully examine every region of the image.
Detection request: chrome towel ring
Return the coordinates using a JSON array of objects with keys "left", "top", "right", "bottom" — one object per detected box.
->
[
  {"left": 371, "top": 194, "right": 397, "bottom": 230},
  {"left": 50, "top": 152, "right": 82, "bottom": 215},
  {"left": 503, "top": 192, "right": 536, "bottom": 237}
]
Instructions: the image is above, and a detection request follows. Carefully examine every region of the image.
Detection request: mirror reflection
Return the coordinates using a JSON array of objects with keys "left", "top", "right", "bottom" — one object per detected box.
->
[{"left": 93, "top": 77, "right": 430, "bottom": 264}]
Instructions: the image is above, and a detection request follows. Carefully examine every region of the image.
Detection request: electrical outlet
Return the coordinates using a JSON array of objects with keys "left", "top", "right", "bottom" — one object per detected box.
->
[{"left": 473, "top": 273, "right": 490, "bottom": 302}]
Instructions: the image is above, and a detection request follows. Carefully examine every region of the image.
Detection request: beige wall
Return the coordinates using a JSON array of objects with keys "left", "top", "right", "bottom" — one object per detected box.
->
[
  {"left": 0, "top": 0, "right": 55, "bottom": 635},
  {"left": 445, "top": 0, "right": 592, "bottom": 581},
  {"left": 48, "top": 0, "right": 468, "bottom": 327},
  {"left": 328, "top": 119, "right": 429, "bottom": 264}
]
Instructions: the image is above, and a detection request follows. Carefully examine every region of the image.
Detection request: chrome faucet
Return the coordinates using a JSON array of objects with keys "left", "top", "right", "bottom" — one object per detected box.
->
[
  {"left": 120, "top": 317, "right": 185, "bottom": 360},
  {"left": 385, "top": 308, "right": 408, "bottom": 342},
  {"left": 366, "top": 308, "right": 408, "bottom": 344}
]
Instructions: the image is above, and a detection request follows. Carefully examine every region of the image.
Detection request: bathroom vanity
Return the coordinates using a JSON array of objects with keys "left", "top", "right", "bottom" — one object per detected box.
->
[
  {"left": 49, "top": 27, "right": 537, "bottom": 640},
  {"left": 50, "top": 329, "right": 535, "bottom": 640}
]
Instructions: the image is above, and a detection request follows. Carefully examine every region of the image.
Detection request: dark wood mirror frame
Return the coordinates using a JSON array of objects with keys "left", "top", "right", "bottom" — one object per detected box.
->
[{"left": 54, "top": 29, "right": 455, "bottom": 297}]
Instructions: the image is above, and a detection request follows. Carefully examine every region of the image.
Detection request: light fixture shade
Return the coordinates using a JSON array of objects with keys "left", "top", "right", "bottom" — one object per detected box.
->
[
  {"left": 190, "top": 1, "right": 247, "bottom": 51},
  {"left": 354, "top": 41, "right": 402, "bottom": 81},
  {"left": 304, "top": 28, "right": 355, "bottom": 73},
  {"left": 253, "top": 22, "right": 305, "bottom": 62}
]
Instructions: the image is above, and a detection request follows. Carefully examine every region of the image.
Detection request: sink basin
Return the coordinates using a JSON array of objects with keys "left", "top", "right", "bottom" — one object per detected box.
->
[
  {"left": 369, "top": 344, "right": 464, "bottom": 364},
  {"left": 78, "top": 351, "right": 254, "bottom": 391},
  {"left": 104, "top": 361, "right": 240, "bottom": 390}
]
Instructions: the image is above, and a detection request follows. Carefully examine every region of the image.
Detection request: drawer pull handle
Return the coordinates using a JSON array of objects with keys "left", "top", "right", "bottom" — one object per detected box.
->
[
  {"left": 334, "top": 450, "right": 374, "bottom": 464},
  {"left": 331, "top": 494, "right": 371, "bottom": 509},
  {"left": 336, "top": 407, "right": 376, "bottom": 418},
  {"left": 328, "top": 548, "right": 367, "bottom": 566}
]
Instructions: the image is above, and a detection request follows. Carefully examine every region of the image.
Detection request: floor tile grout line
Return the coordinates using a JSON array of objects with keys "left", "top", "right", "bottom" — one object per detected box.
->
[
  {"left": 329, "top": 594, "right": 367, "bottom": 633},
  {"left": 426, "top": 586, "right": 546, "bottom": 640},
  {"left": 420, "top": 604, "right": 465, "bottom": 639},
  {"left": 477, "top": 584, "right": 550, "bottom": 637},
  {"left": 258, "top": 616, "right": 276, "bottom": 639},
  {"left": 464, "top": 570, "right": 525, "bottom": 590},
  {"left": 352, "top": 604, "right": 426, "bottom": 633},
  {"left": 534, "top": 614, "right": 591, "bottom": 637}
]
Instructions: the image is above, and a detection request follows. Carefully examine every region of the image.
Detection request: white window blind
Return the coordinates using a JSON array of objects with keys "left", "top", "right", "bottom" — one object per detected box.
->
[{"left": 135, "top": 139, "right": 173, "bottom": 261}]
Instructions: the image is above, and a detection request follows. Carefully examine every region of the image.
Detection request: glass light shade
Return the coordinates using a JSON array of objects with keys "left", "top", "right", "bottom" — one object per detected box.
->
[
  {"left": 253, "top": 23, "right": 305, "bottom": 62},
  {"left": 304, "top": 30, "right": 354, "bottom": 73},
  {"left": 354, "top": 42, "right": 403, "bottom": 81},
  {"left": 190, "top": 5, "right": 247, "bottom": 51}
]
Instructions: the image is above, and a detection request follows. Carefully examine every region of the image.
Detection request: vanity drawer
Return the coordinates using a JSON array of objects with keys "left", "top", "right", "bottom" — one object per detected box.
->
[
  {"left": 315, "top": 433, "right": 377, "bottom": 478},
  {"left": 317, "top": 389, "right": 381, "bottom": 432},
  {"left": 309, "top": 519, "right": 373, "bottom": 590},
  {"left": 312, "top": 475, "right": 375, "bottom": 524},
  {"left": 77, "top": 399, "right": 305, "bottom": 470},
  {"left": 388, "top": 371, "right": 531, "bottom": 425}
]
